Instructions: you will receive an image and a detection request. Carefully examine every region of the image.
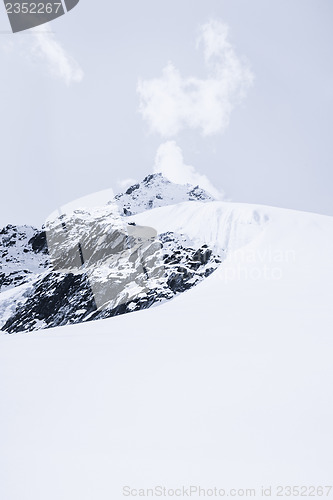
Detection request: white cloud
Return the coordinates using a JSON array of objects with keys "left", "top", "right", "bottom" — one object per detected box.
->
[
  {"left": 198, "top": 19, "right": 231, "bottom": 64},
  {"left": 137, "top": 19, "right": 253, "bottom": 137},
  {"left": 31, "top": 24, "right": 83, "bottom": 85},
  {"left": 117, "top": 178, "right": 138, "bottom": 191},
  {"left": 154, "top": 141, "right": 222, "bottom": 199}
]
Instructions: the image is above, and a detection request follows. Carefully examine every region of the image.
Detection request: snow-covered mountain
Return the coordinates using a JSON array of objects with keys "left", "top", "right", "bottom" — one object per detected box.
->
[
  {"left": 0, "top": 174, "right": 220, "bottom": 333},
  {"left": 114, "top": 173, "right": 214, "bottom": 215},
  {"left": 1, "top": 197, "right": 332, "bottom": 500}
]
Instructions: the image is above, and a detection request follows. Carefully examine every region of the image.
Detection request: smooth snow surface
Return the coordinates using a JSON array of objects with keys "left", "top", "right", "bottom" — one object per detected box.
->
[
  {"left": 1, "top": 201, "right": 333, "bottom": 500},
  {"left": 133, "top": 201, "right": 269, "bottom": 253}
]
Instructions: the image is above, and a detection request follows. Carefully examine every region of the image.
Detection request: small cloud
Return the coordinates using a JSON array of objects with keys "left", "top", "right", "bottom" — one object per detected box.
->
[
  {"left": 198, "top": 19, "right": 231, "bottom": 64},
  {"left": 117, "top": 178, "right": 138, "bottom": 191},
  {"left": 154, "top": 141, "right": 222, "bottom": 199},
  {"left": 31, "top": 24, "right": 83, "bottom": 85},
  {"left": 137, "top": 19, "right": 253, "bottom": 137}
]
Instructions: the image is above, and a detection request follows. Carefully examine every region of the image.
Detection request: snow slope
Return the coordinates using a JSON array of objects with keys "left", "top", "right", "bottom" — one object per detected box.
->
[
  {"left": 0, "top": 201, "right": 333, "bottom": 500},
  {"left": 133, "top": 200, "right": 269, "bottom": 253}
]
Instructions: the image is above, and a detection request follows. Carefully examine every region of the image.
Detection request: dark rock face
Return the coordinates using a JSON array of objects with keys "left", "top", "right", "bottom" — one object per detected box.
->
[
  {"left": 28, "top": 231, "right": 48, "bottom": 254},
  {"left": 0, "top": 269, "right": 31, "bottom": 290},
  {"left": 161, "top": 234, "right": 220, "bottom": 293},
  {"left": 3, "top": 272, "right": 97, "bottom": 334},
  {"left": 0, "top": 225, "right": 49, "bottom": 292},
  {"left": 125, "top": 184, "right": 140, "bottom": 195}
]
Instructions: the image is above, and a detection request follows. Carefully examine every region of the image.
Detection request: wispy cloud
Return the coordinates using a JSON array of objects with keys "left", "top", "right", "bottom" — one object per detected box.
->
[
  {"left": 137, "top": 19, "right": 253, "bottom": 137},
  {"left": 31, "top": 24, "right": 83, "bottom": 85},
  {"left": 1, "top": 23, "right": 83, "bottom": 85},
  {"left": 117, "top": 178, "right": 138, "bottom": 191},
  {"left": 154, "top": 141, "right": 222, "bottom": 199}
]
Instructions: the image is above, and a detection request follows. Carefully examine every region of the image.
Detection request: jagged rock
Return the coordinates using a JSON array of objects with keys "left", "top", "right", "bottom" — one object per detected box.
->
[
  {"left": 0, "top": 225, "right": 49, "bottom": 292},
  {"left": 28, "top": 231, "right": 48, "bottom": 253}
]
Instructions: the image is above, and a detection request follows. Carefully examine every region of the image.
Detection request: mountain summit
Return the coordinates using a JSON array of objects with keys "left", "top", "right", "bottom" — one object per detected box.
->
[{"left": 114, "top": 173, "right": 215, "bottom": 215}]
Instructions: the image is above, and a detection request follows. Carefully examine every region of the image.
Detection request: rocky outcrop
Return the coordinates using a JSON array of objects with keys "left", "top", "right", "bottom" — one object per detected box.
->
[
  {"left": 0, "top": 225, "right": 49, "bottom": 292},
  {"left": 0, "top": 175, "right": 222, "bottom": 334},
  {"left": 114, "top": 173, "right": 214, "bottom": 216}
]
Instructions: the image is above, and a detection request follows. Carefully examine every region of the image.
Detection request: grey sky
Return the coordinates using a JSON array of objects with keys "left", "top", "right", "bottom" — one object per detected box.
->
[{"left": 0, "top": 0, "right": 332, "bottom": 229}]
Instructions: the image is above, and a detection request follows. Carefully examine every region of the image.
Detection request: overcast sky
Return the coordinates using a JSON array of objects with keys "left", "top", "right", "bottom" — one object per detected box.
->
[{"left": 0, "top": 0, "right": 332, "bottom": 228}]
